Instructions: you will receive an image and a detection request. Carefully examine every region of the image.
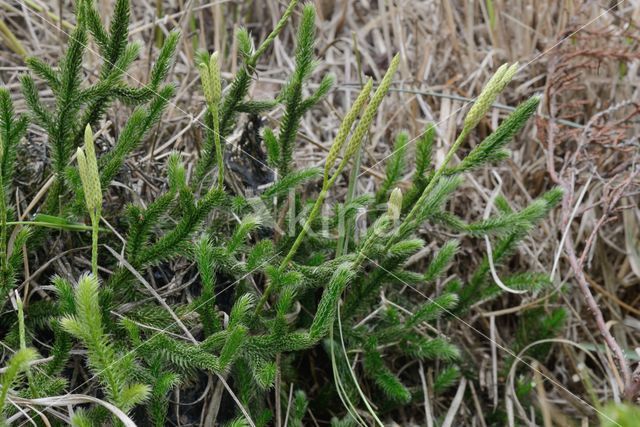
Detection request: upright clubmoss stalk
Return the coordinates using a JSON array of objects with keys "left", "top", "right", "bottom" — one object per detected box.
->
[
  {"left": 77, "top": 125, "right": 103, "bottom": 277},
  {"left": 287, "top": 55, "right": 397, "bottom": 267},
  {"left": 217, "top": 0, "right": 299, "bottom": 138},
  {"left": 255, "top": 55, "right": 400, "bottom": 314},
  {"left": 390, "top": 62, "right": 519, "bottom": 247},
  {"left": 198, "top": 51, "right": 224, "bottom": 190},
  {"left": 249, "top": 0, "right": 299, "bottom": 68},
  {"left": 210, "top": 54, "right": 223, "bottom": 191},
  {"left": 0, "top": 132, "right": 6, "bottom": 279},
  {"left": 337, "top": 34, "right": 367, "bottom": 257}
]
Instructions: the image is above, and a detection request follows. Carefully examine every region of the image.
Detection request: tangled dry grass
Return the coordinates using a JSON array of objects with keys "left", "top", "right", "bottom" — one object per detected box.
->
[{"left": 1, "top": 0, "right": 640, "bottom": 425}]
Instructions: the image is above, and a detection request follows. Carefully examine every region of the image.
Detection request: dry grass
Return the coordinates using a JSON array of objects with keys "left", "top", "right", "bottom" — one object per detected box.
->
[{"left": 1, "top": 0, "right": 639, "bottom": 425}]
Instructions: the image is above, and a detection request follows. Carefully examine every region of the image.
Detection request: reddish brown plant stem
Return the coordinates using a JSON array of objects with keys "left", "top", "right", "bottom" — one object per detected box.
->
[{"left": 545, "top": 83, "right": 640, "bottom": 400}]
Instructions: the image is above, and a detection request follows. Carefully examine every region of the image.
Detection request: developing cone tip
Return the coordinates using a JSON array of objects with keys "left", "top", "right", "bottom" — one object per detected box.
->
[
  {"left": 387, "top": 188, "right": 403, "bottom": 221},
  {"left": 464, "top": 62, "right": 520, "bottom": 131},
  {"left": 77, "top": 126, "right": 102, "bottom": 215},
  {"left": 323, "top": 78, "right": 373, "bottom": 179}
]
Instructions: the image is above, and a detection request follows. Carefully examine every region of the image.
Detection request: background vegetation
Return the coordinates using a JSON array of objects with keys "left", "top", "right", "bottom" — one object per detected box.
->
[{"left": 0, "top": 0, "right": 639, "bottom": 426}]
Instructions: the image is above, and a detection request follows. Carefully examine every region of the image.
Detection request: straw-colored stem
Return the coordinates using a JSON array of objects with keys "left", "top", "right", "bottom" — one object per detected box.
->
[
  {"left": 18, "top": 0, "right": 74, "bottom": 30},
  {"left": 3, "top": 221, "right": 100, "bottom": 231},
  {"left": 0, "top": 18, "right": 27, "bottom": 57},
  {"left": 154, "top": 0, "right": 164, "bottom": 48}
]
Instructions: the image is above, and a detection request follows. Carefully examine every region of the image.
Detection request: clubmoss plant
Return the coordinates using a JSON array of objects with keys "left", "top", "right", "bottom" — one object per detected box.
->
[
  {"left": 0, "top": 89, "right": 29, "bottom": 305},
  {"left": 197, "top": 51, "right": 224, "bottom": 190},
  {"left": 0, "top": 347, "right": 38, "bottom": 420},
  {"left": 0, "top": 0, "right": 566, "bottom": 425},
  {"left": 60, "top": 274, "right": 150, "bottom": 420},
  {"left": 76, "top": 125, "right": 102, "bottom": 277}
]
